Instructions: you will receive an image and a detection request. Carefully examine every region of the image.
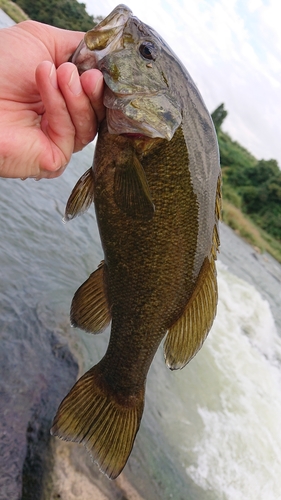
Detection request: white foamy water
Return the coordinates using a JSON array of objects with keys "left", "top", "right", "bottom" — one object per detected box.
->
[{"left": 183, "top": 262, "right": 281, "bottom": 499}]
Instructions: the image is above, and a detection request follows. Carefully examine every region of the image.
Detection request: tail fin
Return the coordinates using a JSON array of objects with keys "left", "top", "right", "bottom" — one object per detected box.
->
[{"left": 51, "top": 364, "right": 144, "bottom": 479}]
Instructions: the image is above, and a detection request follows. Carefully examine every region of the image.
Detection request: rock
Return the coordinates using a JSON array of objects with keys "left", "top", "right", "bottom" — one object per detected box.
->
[{"left": 0, "top": 303, "right": 78, "bottom": 500}]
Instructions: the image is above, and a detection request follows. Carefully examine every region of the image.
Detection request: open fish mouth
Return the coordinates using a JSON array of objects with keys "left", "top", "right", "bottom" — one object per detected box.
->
[
  {"left": 71, "top": 4, "right": 183, "bottom": 140},
  {"left": 92, "top": 3, "right": 132, "bottom": 30},
  {"left": 106, "top": 107, "right": 170, "bottom": 139},
  {"left": 103, "top": 87, "right": 182, "bottom": 139},
  {"left": 72, "top": 5, "right": 132, "bottom": 72}
]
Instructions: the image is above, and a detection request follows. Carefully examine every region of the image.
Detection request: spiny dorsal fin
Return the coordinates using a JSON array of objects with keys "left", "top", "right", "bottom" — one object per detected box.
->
[
  {"left": 164, "top": 256, "right": 218, "bottom": 370},
  {"left": 65, "top": 167, "right": 94, "bottom": 221},
  {"left": 71, "top": 261, "right": 111, "bottom": 334},
  {"left": 51, "top": 363, "right": 144, "bottom": 479},
  {"left": 114, "top": 154, "right": 155, "bottom": 219}
]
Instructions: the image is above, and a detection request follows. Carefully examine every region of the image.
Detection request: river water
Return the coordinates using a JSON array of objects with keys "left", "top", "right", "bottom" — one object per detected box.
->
[{"left": 1, "top": 144, "right": 281, "bottom": 499}]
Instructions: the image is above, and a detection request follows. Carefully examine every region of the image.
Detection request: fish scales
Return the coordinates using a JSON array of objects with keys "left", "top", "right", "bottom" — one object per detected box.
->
[
  {"left": 93, "top": 125, "right": 199, "bottom": 389},
  {"left": 51, "top": 4, "right": 221, "bottom": 479}
]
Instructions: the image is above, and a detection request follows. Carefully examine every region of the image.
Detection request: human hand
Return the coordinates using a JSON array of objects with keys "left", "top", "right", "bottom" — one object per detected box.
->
[{"left": 0, "top": 21, "right": 105, "bottom": 179}]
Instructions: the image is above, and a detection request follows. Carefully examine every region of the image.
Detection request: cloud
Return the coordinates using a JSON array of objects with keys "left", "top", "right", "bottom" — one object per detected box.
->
[{"left": 85, "top": 0, "right": 281, "bottom": 165}]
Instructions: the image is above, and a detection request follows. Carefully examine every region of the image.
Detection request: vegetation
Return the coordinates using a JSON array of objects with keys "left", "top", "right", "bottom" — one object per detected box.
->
[
  {"left": 212, "top": 103, "right": 228, "bottom": 132},
  {"left": 212, "top": 103, "right": 281, "bottom": 262},
  {"left": 13, "top": 0, "right": 98, "bottom": 30},
  {"left": 0, "top": 0, "right": 28, "bottom": 22},
  {"left": 222, "top": 200, "right": 281, "bottom": 263}
]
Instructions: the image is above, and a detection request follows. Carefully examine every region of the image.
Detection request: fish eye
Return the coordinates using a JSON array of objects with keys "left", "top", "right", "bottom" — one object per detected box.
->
[{"left": 139, "top": 42, "right": 157, "bottom": 61}]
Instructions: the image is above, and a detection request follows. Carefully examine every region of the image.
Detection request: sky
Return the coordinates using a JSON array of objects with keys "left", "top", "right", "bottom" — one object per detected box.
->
[{"left": 83, "top": 0, "right": 281, "bottom": 167}]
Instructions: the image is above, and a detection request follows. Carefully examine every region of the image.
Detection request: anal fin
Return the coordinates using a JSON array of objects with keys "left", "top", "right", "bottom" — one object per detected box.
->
[
  {"left": 71, "top": 261, "right": 111, "bottom": 334},
  {"left": 164, "top": 257, "right": 218, "bottom": 370}
]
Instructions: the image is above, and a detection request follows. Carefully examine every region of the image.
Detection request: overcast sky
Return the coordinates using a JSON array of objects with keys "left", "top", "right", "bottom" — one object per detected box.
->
[{"left": 84, "top": 0, "right": 281, "bottom": 167}]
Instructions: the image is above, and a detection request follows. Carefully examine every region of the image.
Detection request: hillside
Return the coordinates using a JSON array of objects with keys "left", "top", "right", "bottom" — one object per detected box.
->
[
  {"left": 212, "top": 104, "right": 281, "bottom": 262},
  {"left": 2, "top": 0, "right": 100, "bottom": 30}
]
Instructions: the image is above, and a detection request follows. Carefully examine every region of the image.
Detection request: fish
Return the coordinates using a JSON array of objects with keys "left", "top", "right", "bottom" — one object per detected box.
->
[{"left": 51, "top": 4, "right": 221, "bottom": 479}]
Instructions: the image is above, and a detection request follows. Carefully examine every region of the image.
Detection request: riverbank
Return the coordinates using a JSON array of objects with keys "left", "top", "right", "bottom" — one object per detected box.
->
[{"left": 222, "top": 199, "right": 281, "bottom": 264}]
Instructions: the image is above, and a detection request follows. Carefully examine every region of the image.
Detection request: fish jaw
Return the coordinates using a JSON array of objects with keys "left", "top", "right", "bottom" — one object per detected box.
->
[
  {"left": 71, "top": 5, "right": 182, "bottom": 140},
  {"left": 98, "top": 15, "right": 183, "bottom": 140},
  {"left": 71, "top": 5, "right": 131, "bottom": 74},
  {"left": 104, "top": 90, "right": 182, "bottom": 140}
]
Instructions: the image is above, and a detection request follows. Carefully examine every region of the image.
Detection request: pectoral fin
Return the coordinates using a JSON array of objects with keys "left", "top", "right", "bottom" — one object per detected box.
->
[
  {"left": 71, "top": 261, "right": 111, "bottom": 334},
  {"left": 114, "top": 155, "right": 155, "bottom": 219},
  {"left": 65, "top": 167, "right": 94, "bottom": 221},
  {"left": 164, "top": 257, "right": 218, "bottom": 370}
]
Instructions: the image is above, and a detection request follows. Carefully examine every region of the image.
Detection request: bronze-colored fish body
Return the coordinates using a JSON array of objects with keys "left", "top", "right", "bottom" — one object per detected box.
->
[
  {"left": 51, "top": 5, "right": 221, "bottom": 479},
  {"left": 94, "top": 123, "right": 203, "bottom": 375}
]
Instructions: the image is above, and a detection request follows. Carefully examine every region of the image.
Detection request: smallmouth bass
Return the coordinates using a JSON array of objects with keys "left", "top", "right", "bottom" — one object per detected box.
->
[{"left": 51, "top": 4, "right": 221, "bottom": 479}]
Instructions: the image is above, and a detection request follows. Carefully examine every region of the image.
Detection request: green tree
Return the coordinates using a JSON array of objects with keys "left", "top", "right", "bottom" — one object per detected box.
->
[
  {"left": 214, "top": 115, "right": 281, "bottom": 241},
  {"left": 235, "top": 160, "right": 281, "bottom": 239},
  {"left": 14, "top": 0, "right": 97, "bottom": 31},
  {"left": 211, "top": 103, "right": 228, "bottom": 131}
]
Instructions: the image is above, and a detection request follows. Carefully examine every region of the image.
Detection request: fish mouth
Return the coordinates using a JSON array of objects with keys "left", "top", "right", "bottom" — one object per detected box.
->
[
  {"left": 71, "top": 4, "right": 182, "bottom": 141},
  {"left": 72, "top": 5, "right": 132, "bottom": 72},
  {"left": 90, "top": 4, "right": 132, "bottom": 32},
  {"left": 106, "top": 106, "right": 169, "bottom": 139},
  {"left": 103, "top": 87, "right": 180, "bottom": 140}
]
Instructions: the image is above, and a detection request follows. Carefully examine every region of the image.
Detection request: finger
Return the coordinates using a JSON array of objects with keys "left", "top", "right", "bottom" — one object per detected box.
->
[
  {"left": 36, "top": 163, "right": 67, "bottom": 180},
  {"left": 80, "top": 69, "right": 105, "bottom": 124},
  {"left": 35, "top": 60, "right": 75, "bottom": 172},
  {"left": 56, "top": 62, "right": 100, "bottom": 152}
]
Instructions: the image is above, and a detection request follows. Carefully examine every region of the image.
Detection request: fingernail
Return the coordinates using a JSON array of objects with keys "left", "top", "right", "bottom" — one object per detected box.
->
[
  {"left": 68, "top": 68, "right": 82, "bottom": 95},
  {"left": 49, "top": 64, "right": 58, "bottom": 89}
]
